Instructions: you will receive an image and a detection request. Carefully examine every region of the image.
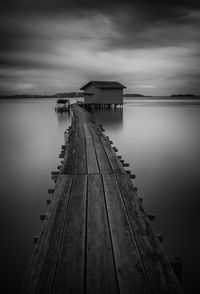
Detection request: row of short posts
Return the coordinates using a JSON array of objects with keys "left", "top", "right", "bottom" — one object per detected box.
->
[
  {"left": 34, "top": 124, "right": 72, "bottom": 246},
  {"left": 99, "top": 123, "right": 182, "bottom": 284},
  {"left": 82, "top": 103, "right": 123, "bottom": 111}
]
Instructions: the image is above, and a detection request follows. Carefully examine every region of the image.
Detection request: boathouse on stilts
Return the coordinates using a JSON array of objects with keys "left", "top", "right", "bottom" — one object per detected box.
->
[{"left": 80, "top": 81, "right": 126, "bottom": 109}]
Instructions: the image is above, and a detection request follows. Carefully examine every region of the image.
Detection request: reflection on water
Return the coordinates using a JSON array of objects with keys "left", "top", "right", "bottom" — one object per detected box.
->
[
  {"left": 0, "top": 98, "right": 200, "bottom": 293},
  {"left": 91, "top": 107, "right": 123, "bottom": 130},
  {"left": 56, "top": 109, "right": 71, "bottom": 126}
]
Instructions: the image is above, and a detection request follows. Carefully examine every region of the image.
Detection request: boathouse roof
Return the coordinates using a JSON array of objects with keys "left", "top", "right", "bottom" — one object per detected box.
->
[{"left": 80, "top": 81, "right": 126, "bottom": 90}]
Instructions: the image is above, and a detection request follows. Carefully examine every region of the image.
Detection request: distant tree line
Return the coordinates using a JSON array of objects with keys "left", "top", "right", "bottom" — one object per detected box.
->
[
  {"left": 170, "top": 94, "right": 196, "bottom": 97},
  {"left": 0, "top": 92, "right": 84, "bottom": 99}
]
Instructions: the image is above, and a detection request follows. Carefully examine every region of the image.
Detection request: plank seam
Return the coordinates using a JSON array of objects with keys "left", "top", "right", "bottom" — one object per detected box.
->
[
  {"left": 94, "top": 126, "right": 115, "bottom": 174},
  {"left": 114, "top": 174, "right": 154, "bottom": 294},
  {"left": 83, "top": 122, "right": 100, "bottom": 174},
  {"left": 84, "top": 175, "right": 88, "bottom": 294},
  {"left": 71, "top": 122, "right": 79, "bottom": 174},
  {"left": 88, "top": 123, "right": 102, "bottom": 174},
  {"left": 88, "top": 123, "right": 113, "bottom": 174},
  {"left": 101, "top": 174, "right": 120, "bottom": 294},
  {"left": 84, "top": 124, "right": 88, "bottom": 175},
  {"left": 50, "top": 175, "right": 74, "bottom": 294}
]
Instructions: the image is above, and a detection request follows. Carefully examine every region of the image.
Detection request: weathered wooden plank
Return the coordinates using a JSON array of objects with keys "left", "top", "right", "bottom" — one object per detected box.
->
[
  {"left": 88, "top": 124, "right": 113, "bottom": 174},
  {"left": 20, "top": 175, "right": 73, "bottom": 293},
  {"left": 52, "top": 175, "right": 87, "bottom": 294},
  {"left": 59, "top": 142, "right": 68, "bottom": 173},
  {"left": 83, "top": 123, "right": 99, "bottom": 174},
  {"left": 63, "top": 120, "right": 78, "bottom": 174},
  {"left": 102, "top": 174, "right": 151, "bottom": 294},
  {"left": 87, "top": 174, "right": 118, "bottom": 294},
  {"left": 116, "top": 173, "right": 182, "bottom": 294},
  {"left": 74, "top": 123, "right": 87, "bottom": 174},
  {"left": 99, "top": 133, "right": 125, "bottom": 174}
]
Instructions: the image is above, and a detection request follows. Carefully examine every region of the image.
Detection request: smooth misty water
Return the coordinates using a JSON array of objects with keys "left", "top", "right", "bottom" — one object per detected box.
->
[{"left": 0, "top": 98, "right": 200, "bottom": 293}]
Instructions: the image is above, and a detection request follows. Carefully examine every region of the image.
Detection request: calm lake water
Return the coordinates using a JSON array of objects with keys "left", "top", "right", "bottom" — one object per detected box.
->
[{"left": 0, "top": 98, "right": 200, "bottom": 293}]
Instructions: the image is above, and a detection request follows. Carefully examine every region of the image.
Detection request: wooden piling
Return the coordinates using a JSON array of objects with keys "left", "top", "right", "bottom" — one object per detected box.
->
[
  {"left": 51, "top": 171, "right": 59, "bottom": 176},
  {"left": 171, "top": 257, "right": 182, "bottom": 283},
  {"left": 148, "top": 214, "right": 155, "bottom": 221},
  {"left": 40, "top": 213, "right": 47, "bottom": 221},
  {"left": 157, "top": 234, "right": 163, "bottom": 242},
  {"left": 33, "top": 236, "right": 38, "bottom": 244},
  {"left": 122, "top": 163, "right": 129, "bottom": 167},
  {"left": 48, "top": 189, "right": 54, "bottom": 194}
]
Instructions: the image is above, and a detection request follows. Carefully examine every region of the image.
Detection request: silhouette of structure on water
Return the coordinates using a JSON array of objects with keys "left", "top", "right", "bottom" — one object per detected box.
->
[{"left": 80, "top": 81, "right": 126, "bottom": 108}]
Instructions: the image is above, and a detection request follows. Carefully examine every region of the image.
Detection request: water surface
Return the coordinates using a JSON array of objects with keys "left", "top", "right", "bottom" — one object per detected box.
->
[
  {"left": 0, "top": 98, "right": 200, "bottom": 293},
  {"left": 0, "top": 99, "right": 71, "bottom": 292}
]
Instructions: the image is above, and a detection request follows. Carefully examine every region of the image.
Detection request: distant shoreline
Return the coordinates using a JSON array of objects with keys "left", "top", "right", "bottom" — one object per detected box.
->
[
  {"left": 0, "top": 94, "right": 200, "bottom": 100},
  {"left": 124, "top": 96, "right": 200, "bottom": 100},
  {"left": 0, "top": 92, "right": 83, "bottom": 99},
  {"left": 124, "top": 94, "right": 200, "bottom": 99}
]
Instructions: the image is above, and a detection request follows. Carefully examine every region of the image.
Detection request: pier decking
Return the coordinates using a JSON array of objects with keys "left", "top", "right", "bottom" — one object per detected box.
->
[{"left": 20, "top": 104, "right": 182, "bottom": 293}]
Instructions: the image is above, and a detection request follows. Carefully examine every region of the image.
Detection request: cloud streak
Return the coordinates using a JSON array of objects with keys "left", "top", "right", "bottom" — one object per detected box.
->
[{"left": 0, "top": 0, "right": 200, "bottom": 95}]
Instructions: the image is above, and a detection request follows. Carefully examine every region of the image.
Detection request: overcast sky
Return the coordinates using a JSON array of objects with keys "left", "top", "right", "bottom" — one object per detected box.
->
[{"left": 0, "top": 0, "right": 200, "bottom": 95}]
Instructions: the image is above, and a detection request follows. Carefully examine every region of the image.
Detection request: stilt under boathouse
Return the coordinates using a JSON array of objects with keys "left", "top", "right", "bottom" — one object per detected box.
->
[{"left": 80, "top": 81, "right": 125, "bottom": 109}]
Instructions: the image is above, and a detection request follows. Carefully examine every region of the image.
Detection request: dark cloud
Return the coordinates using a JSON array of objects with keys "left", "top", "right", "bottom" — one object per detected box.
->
[
  {"left": 0, "top": 0, "right": 200, "bottom": 94},
  {"left": 1, "top": 0, "right": 200, "bottom": 21},
  {"left": 0, "top": 0, "right": 199, "bottom": 52}
]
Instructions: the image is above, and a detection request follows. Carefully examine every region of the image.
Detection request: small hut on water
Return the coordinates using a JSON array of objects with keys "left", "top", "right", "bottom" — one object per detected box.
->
[
  {"left": 55, "top": 99, "right": 70, "bottom": 112},
  {"left": 80, "top": 81, "right": 126, "bottom": 107}
]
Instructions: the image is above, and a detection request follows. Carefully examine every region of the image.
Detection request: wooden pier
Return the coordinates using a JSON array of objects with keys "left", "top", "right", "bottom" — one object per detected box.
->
[{"left": 20, "top": 104, "right": 182, "bottom": 293}]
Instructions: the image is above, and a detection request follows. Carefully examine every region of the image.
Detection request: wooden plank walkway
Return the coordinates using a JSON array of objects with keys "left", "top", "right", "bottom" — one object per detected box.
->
[{"left": 20, "top": 104, "right": 182, "bottom": 294}]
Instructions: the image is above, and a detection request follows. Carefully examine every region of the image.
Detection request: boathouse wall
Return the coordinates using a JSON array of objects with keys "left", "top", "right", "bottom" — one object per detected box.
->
[
  {"left": 84, "top": 86, "right": 123, "bottom": 104},
  {"left": 100, "top": 88, "right": 123, "bottom": 104},
  {"left": 84, "top": 84, "right": 101, "bottom": 104}
]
